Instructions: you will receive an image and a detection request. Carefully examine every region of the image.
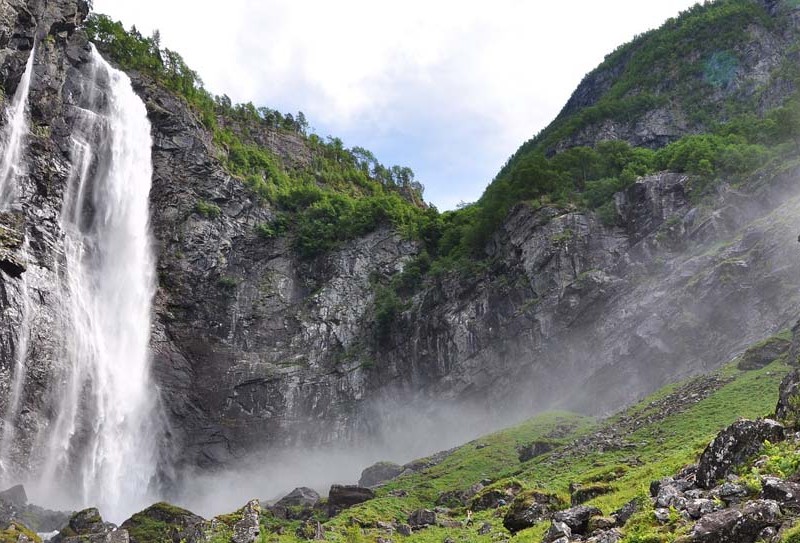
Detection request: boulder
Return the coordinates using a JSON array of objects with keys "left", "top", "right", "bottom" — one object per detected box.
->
[
  {"left": 571, "top": 483, "right": 613, "bottom": 506},
  {"left": 502, "top": 490, "right": 565, "bottom": 533},
  {"left": 685, "top": 499, "right": 719, "bottom": 519},
  {"left": 272, "top": 487, "right": 321, "bottom": 520},
  {"left": 121, "top": 502, "right": 206, "bottom": 543},
  {"left": 470, "top": 482, "right": 522, "bottom": 511},
  {"left": 358, "top": 462, "right": 404, "bottom": 487},
  {"left": 53, "top": 508, "right": 129, "bottom": 543},
  {"left": 775, "top": 369, "right": 800, "bottom": 426},
  {"left": 690, "top": 499, "right": 781, "bottom": 542},
  {"left": 407, "top": 509, "right": 436, "bottom": 529},
  {"left": 760, "top": 476, "right": 800, "bottom": 510},
  {"left": 544, "top": 520, "right": 571, "bottom": 542},
  {"left": 517, "top": 441, "right": 556, "bottom": 462},
  {"left": 276, "top": 487, "right": 320, "bottom": 509},
  {"left": 612, "top": 498, "right": 641, "bottom": 526},
  {"left": 736, "top": 337, "right": 790, "bottom": 370},
  {"left": 327, "top": 485, "right": 374, "bottom": 515},
  {"left": 0, "top": 485, "right": 26, "bottom": 507},
  {"left": 695, "top": 419, "right": 784, "bottom": 489},
  {"left": 232, "top": 500, "right": 260, "bottom": 543},
  {"left": 553, "top": 505, "right": 603, "bottom": 535}
]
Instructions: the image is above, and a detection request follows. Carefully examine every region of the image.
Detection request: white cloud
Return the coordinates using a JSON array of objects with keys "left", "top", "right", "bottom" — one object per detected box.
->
[{"left": 92, "top": 0, "right": 700, "bottom": 209}]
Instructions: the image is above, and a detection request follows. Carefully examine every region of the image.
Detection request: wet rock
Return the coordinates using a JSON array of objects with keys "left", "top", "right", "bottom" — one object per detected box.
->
[
  {"left": 552, "top": 505, "right": 603, "bottom": 535},
  {"left": 517, "top": 441, "right": 555, "bottom": 462},
  {"left": 231, "top": 500, "right": 260, "bottom": 543},
  {"left": 327, "top": 485, "right": 374, "bottom": 515},
  {"left": 690, "top": 499, "right": 781, "bottom": 542},
  {"left": 359, "top": 462, "right": 404, "bottom": 488},
  {"left": 121, "top": 502, "right": 206, "bottom": 543},
  {"left": 407, "top": 509, "right": 436, "bottom": 529},
  {"left": 696, "top": 419, "right": 784, "bottom": 489},
  {"left": 737, "top": 336, "right": 790, "bottom": 370},
  {"left": 502, "top": 490, "right": 565, "bottom": 533}
]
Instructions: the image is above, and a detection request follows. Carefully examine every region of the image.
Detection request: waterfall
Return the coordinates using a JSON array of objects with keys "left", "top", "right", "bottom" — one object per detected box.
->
[
  {"left": 0, "top": 48, "right": 35, "bottom": 470},
  {"left": 0, "top": 47, "right": 35, "bottom": 208},
  {"left": 31, "top": 45, "right": 163, "bottom": 521}
]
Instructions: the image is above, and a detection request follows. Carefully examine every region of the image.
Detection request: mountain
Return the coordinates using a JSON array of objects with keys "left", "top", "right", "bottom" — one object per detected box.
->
[{"left": 0, "top": 0, "right": 800, "bottom": 525}]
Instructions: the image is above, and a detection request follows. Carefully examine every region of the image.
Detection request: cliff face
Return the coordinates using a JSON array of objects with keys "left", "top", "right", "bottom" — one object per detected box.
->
[{"left": 0, "top": 0, "right": 800, "bottom": 490}]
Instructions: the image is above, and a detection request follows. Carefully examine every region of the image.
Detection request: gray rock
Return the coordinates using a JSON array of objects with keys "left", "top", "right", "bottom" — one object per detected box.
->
[
  {"left": 776, "top": 369, "right": 800, "bottom": 426},
  {"left": 696, "top": 419, "right": 784, "bottom": 489},
  {"left": 407, "top": 509, "right": 436, "bottom": 529},
  {"left": 544, "top": 520, "right": 571, "bottom": 543},
  {"left": 685, "top": 499, "right": 719, "bottom": 519},
  {"left": 231, "top": 500, "right": 260, "bottom": 543},
  {"left": 654, "top": 508, "right": 671, "bottom": 523},
  {"left": 53, "top": 509, "right": 129, "bottom": 543},
  {"left": 502, "top": 490, "right": 564, "bottom": 533},
  {"left": 552, "top": 505, "right": 603, "bottom": 535},
  {"left": 327, "top": 485, "right": 374, "bottom": 515},
  {"left": 359, "top": 462, "right": 404, "bottom": 488},
  {"left": 691, "top": 499, "right": 781, "bottom": 542},
  {"left": 276, "top": 487, "right": 320, "bottom": 509},
  {"left": 760, "top": 476, "right": 800, "bottom": 510},
  {"left": 0, "top": 485, "right": 26, "bottom": 507},
  {"left": 737, "top": 337, "right": 790, "bottom": 370}
]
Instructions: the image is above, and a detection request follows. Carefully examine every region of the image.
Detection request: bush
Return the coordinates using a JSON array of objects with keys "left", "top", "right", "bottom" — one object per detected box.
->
[{"left": 195, "top": 200, "right": 221, "bottom": 218}]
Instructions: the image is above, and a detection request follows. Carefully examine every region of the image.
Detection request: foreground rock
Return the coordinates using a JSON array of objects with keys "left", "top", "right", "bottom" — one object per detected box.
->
[
  {"left": 53, "top": 508, "right": 128, "bottom": 543},
  {"left": 121, "top": 502, "right": 205, "bottom": 543},
  {"left": 690, "top": 499, "right": 781, "bottom": 542},
  {"left": 231, "top": 500, "right": 260, "bottom": 543},
  {"left": 695, "top": 419, "right": 784, "bottom": 489}
]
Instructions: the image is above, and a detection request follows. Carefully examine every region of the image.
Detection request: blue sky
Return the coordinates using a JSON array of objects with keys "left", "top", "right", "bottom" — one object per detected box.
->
[{"left": 93, "top": 0, "right": 699, "bottom": 210}]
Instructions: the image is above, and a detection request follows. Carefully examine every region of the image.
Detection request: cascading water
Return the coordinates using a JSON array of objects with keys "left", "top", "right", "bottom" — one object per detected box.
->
[
  {"left": 29, "top": 45, "right": 164, "bottom": 521},
  {"left": 0, "top": 47, "right": 35, "bottom": 207},
  {"left": 0, "top": 48, "right": 35, "bottom": 470}
]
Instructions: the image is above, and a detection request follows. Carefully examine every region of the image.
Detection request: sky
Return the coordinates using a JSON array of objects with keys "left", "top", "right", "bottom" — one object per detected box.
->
[{"left": 92, "top": 0, "right": 700, "bottom": 210}]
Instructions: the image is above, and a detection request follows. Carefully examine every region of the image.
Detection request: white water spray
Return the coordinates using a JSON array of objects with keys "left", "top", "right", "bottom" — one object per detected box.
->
[
  {"left": 31, "top": 46, "right": 162, "bottom": 521},
  {"left": 0, "top": 47, "right": 35, "bottom": 207}
]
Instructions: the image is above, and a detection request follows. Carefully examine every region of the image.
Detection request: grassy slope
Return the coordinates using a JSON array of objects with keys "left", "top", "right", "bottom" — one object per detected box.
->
[{"left": 235, "top": 332, "right": 790, "bottom": 543}]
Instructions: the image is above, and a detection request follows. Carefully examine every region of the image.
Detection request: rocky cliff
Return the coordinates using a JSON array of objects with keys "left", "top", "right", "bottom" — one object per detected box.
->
[{"left": 0, "top": 0, "right": 800, "bottom": 502}]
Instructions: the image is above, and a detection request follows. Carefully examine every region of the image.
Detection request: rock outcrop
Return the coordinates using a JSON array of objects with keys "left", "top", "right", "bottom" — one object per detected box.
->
[{"left": 1, "top": 0, "right": 800, "bottom": 497}]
